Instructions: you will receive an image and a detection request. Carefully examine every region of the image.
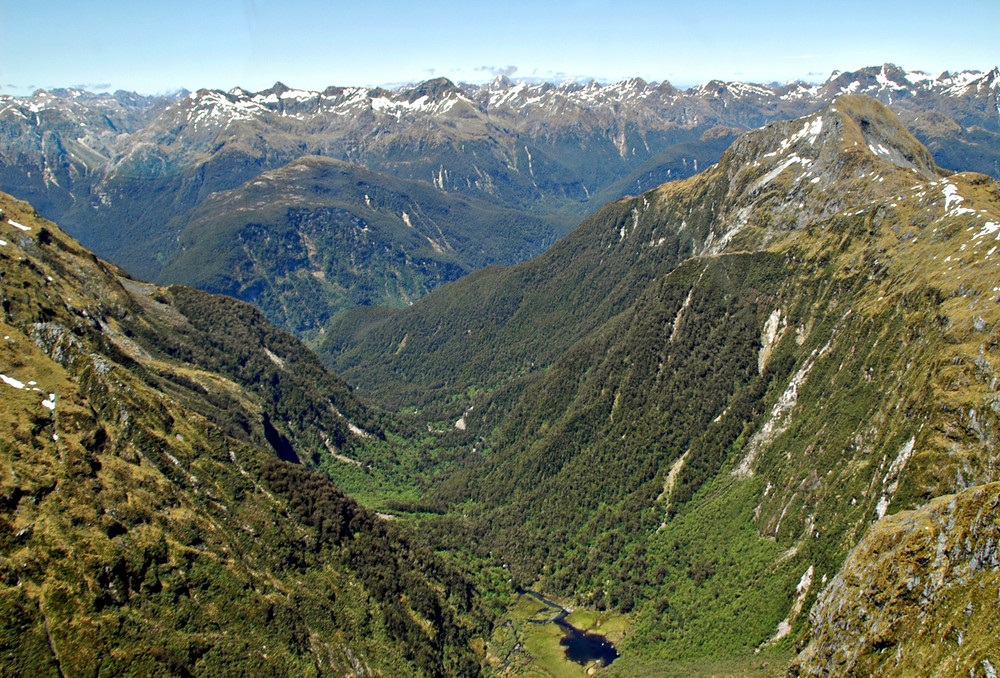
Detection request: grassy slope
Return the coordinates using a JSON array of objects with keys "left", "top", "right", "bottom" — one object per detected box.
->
[{"left": 0, "top": 194, "right": 483, "bottom": 677}]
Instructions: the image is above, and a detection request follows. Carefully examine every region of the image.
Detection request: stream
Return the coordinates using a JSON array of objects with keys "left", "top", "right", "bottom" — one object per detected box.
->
[{"left": 519, "top": 590, "right": 619, "bottom": 668}]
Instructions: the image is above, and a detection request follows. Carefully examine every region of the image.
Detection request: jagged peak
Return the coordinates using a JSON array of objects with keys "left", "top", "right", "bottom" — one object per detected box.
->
[
  {"left": 268, "top": 81, "right": 290, "bottom": 96},
  {"left": 691, "top": 79, "right": 777, "bottom": 99},
  {"left": 403, "top": 77, "right": 460, "bottom": 103},
  {"left": 185, "top": 87, "right": 214, "bottom": 101},
  {"left": 720, "top": 95, "right": 941, "bottom": 183},
  {"left": 678, "top": 95, "right": 949, "bottom": 254},
  {"left": 822, "top": 64, "right": 1000, "bottom": 99},
  {"left": 486, "top": 75, "right": 515, "bottom": 90}
]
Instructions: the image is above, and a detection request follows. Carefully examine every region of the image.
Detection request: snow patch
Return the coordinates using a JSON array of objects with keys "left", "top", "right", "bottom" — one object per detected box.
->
[
  {"left": 279, "top": 88, "right": 315, "bottom": 101},
  {"left": 754, "top": 154, "right": 810, "bottom": 192},
  {"left": 1, "top": 374, "right": 26, "bottom": 389},
  {"left": 788, "top": 117, "right": 823, "bottom": 146},
  {"left": 42, "top": 393, "right": 56, "bottom": 410},
  {"left": 972, "top": 221, "right": 1000, "bottom": 241},
  {"left": 8, "top": 219, "right": 30, "bottom": 232},
  {"left": 942, "top": 183, "right": 964, "bottom": 212}
]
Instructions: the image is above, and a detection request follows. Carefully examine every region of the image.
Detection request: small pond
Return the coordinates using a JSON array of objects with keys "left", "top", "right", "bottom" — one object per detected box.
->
[
  {"left": 556, "top": 618, "right": 619, "bottom": 667},
  {"left": 520, "top": 590, "right": 619, "bottom": 667}
]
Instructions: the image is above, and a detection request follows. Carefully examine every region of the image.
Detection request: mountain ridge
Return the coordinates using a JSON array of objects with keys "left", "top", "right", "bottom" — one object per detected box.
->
[
  {"left": 317, "top": 96, "right": 1000, "bottom": 673},
  {"left": 321, "top": 95, "right": 949, "bottom": 402},
  {"left": 3, "top": 65, "right": 998, "bottom": 342},
  {"left": 156, "top": 155, "right": 568, "bottom": 338},
  {"left": 0, "top": 64, "right": 1000, "bottom": 350}
]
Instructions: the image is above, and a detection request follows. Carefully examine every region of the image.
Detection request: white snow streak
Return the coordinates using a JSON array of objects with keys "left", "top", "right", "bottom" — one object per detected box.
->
[{"left": 1, "top": 374, "right": 26, "bottom": 389}]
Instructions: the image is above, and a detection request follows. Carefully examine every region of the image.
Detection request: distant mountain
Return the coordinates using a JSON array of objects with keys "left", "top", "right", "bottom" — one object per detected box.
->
[
  {"left": 322, "top": 96, "right": 1000, "bottom": 673},
  {"left": 1, "top": 65, "right": 997, "bottom": 339},
  {"left": 0, "top": 89, "right": 179, "bottom": 220},
  {"left": 157, "top": 155, "right": 568, "bottom": 339},
  {"left": 0, "top": 193, "right": 482, "bottom": 676}
]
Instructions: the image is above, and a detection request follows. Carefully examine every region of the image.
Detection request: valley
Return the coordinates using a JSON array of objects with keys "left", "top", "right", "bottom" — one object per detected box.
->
[
  {"left": 3, "top": 65, "right": 999, "bottom": 344},
  {"left": 314, "top": 94, "right": 1000, "bottom": 675},
  {"left": 2, "top": 68, "right": 1000, "bottom": 676}
]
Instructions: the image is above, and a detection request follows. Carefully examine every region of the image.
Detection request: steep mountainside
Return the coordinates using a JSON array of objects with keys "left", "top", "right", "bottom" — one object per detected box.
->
[
  {"left": 321, "top": 95, "right": 941, "bottom": 404},
  {"left": 158, "top": 156, "right": 567, "bottom": 338},
  {"left": 0, "top": 89, "right": 179, "bottom": 223},
  {"left": 0, "top": 194, "right": 482, "bottom": 676},
  {"left": 323, "top": 96, "right": 1000, "bottom": 673},
  {"left": 2, "top": 66, "right": 997, "bottom": 340}
]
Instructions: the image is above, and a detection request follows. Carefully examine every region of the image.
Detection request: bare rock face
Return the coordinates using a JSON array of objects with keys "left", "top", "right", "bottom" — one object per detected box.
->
[{"left": 792, "top": 483, "right": 1000, "bottom": 676}]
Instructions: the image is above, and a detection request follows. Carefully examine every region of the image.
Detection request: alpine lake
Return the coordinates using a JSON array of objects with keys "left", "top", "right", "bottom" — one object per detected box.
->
[{"left": 490, "top": 590, "right": 625, "bottom": 676}]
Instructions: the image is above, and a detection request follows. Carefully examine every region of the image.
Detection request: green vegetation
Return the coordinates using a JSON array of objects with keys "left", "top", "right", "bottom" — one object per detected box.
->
[
  {"left": 486, "top": 593, "right": 626, "bottom": 677},
  {"left": 5, "top": 94, "right": 1000, "bottom": 676},
  {"left": 0, "top": 195, "right": 483, "bottom": 676},
  {"left": 605, "top": 653, "right": 791, "bottom": 678},
  {"left": 320, "top": 97, "right": 1000, "bottom": 673},
  {"left": 158, "top": 157, "right": 571, "bottom": 340}
]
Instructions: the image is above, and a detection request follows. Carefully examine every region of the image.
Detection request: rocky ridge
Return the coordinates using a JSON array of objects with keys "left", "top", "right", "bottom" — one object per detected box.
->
[{"left": 1, "top": 65, "right": 998, "bottom": 333}]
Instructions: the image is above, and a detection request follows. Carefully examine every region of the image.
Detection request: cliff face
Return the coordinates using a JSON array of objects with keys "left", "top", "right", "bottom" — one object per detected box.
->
[{"left": 793, "top": 483, "right": 1000, "bottom": 676}]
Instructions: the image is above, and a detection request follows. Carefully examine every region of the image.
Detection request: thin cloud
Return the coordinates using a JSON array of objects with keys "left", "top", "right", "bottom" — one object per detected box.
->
[
  {"left": 785, "top": 52, "right": 864, "bottom": 60},
  {"left": 475, "top": 65, "right": 518, "bottom": 78},
  {"left": 72, "top": 83, "right": 112, "bottom": 91}
]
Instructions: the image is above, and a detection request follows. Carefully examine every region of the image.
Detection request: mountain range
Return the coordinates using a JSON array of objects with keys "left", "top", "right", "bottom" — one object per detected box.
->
[
  {"left": 2, "top": 64, "right": 999, "bottom": 340},
  {"left": 3, "top": 75, "right": 1000, "bottom": 676}
]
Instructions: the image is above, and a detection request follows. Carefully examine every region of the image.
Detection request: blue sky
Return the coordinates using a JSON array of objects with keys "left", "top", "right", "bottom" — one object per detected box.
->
[{"left": 3, "top": 0, "right": 998, "bottom": 96}]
